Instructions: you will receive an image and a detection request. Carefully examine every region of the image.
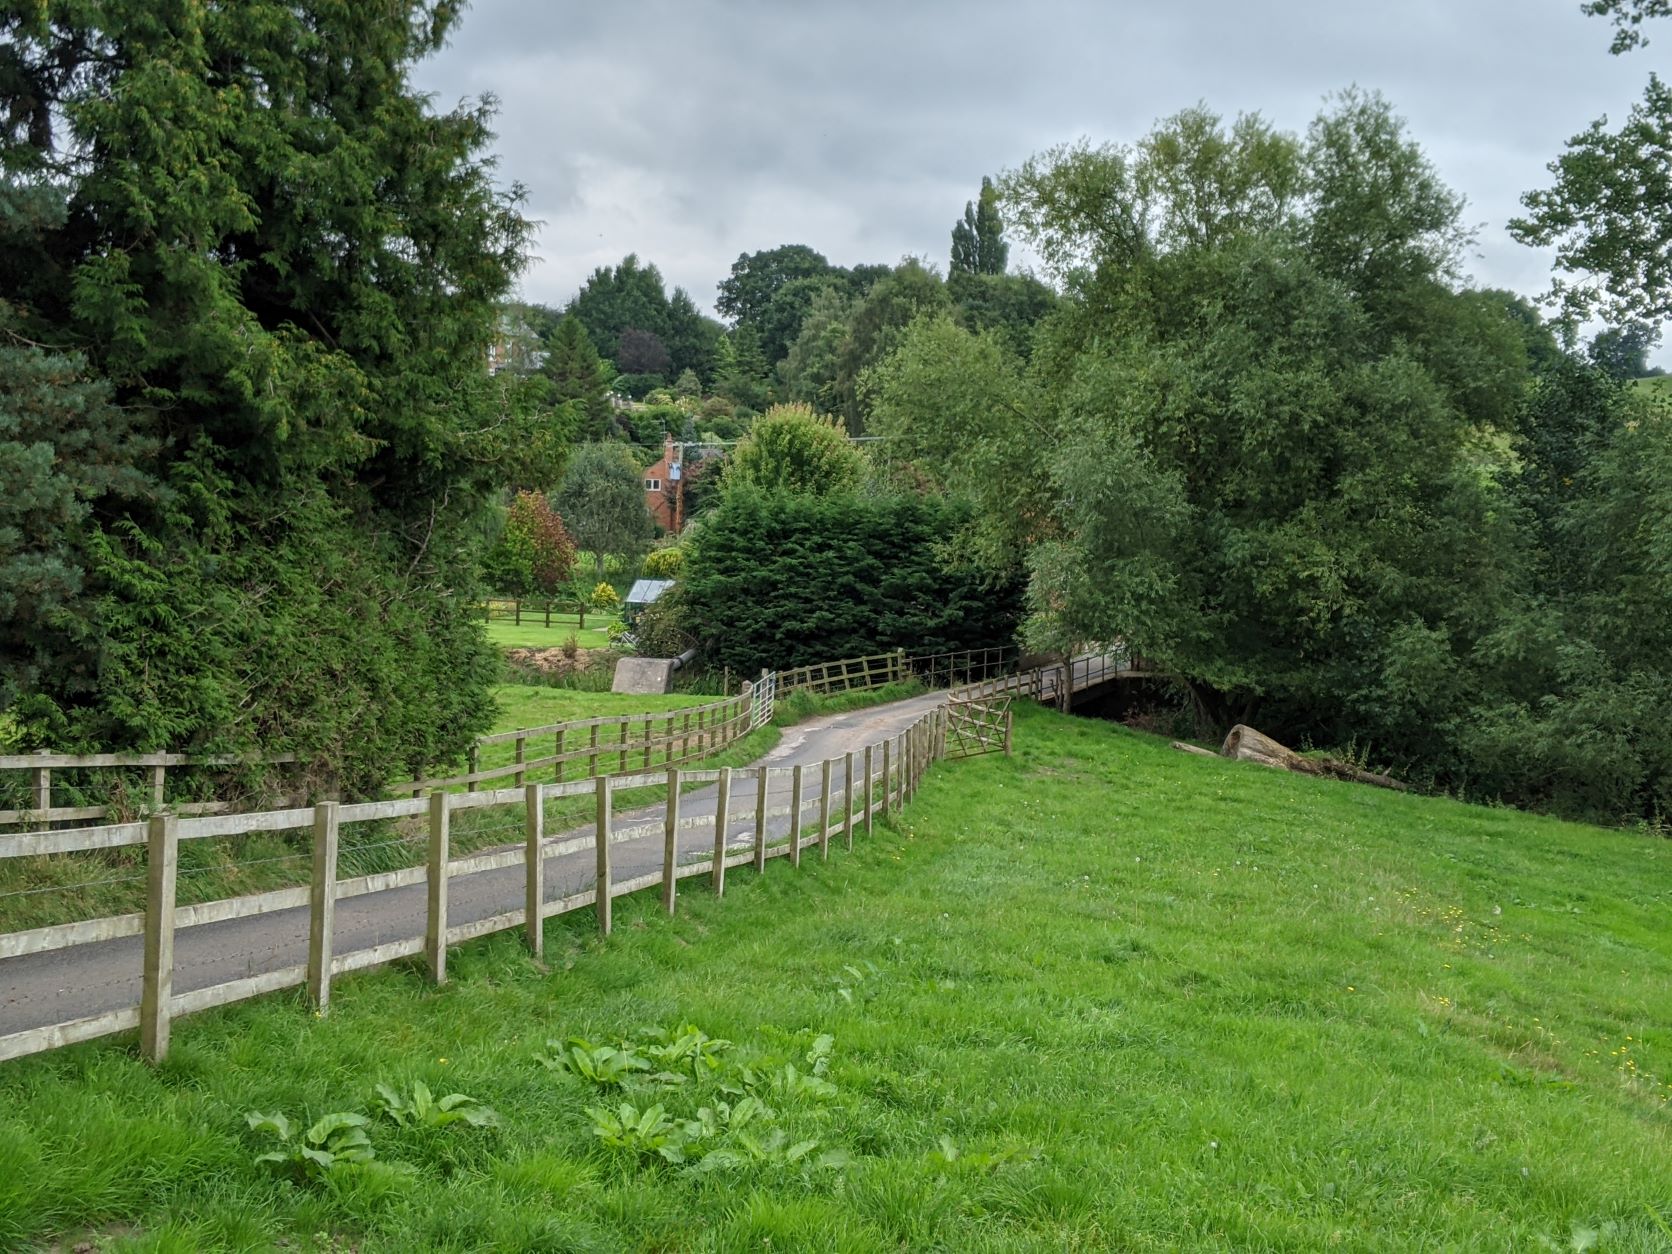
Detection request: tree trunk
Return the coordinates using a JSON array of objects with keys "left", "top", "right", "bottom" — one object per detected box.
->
[{"left": 1219, "top": 725, "right": 1408, "bottom": 791}]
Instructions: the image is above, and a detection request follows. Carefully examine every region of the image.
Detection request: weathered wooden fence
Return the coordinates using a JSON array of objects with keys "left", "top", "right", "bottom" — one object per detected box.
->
[
  {"left": 392, "top": 688, "right": 759, "bottom": 796},
  {"left": 775, "top": 647, "right": 1016, "bottom": 697},
  {"left": 945, "top": 694, "right": 1013, "bottom": 758},
  {"left": 0, "top": 700, "right": 951, "bottom": 1065},
  {"left": 0, "top": 751, "right": 298, "bottom": 830},
  {"left": 0, "top": 647, "right": 1139, "bottom": 1065},
  {"left": 478, "top": 597, "right": 595, "bottom": 629},
  {"left": 0, "top": 648, "right": 1018, "bottom": 832}
]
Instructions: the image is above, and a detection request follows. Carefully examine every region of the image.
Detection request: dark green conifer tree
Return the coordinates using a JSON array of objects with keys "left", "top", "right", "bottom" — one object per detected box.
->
[{"left": 0, "top": 3, "right": 548, "bottom": 787}]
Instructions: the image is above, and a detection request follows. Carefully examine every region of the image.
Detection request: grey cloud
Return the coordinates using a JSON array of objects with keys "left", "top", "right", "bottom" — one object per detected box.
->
[{"left": 418, "top": 0, "right": 1652, "bottom": 333}]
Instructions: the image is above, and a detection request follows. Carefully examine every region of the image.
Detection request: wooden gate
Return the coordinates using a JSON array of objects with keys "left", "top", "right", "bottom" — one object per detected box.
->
[{"left": 945, "top": 695, "right": 1012, "bottom": 759}]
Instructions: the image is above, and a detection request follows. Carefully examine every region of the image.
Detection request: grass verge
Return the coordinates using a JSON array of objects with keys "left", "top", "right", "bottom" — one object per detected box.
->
[{"left": 2, "top": 704, "right": 1668, "bottom": 1250}]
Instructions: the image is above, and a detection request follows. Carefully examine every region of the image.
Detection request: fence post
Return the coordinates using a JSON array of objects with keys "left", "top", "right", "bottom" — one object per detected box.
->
[
  {"left": 515, "top": 735, "right": 528, "bottom": 788},
  {"left": 712, "top": 766, "right": 732, "bottom": 896},
  {"left": 590, "top": 724, "right": 600, "bottom": 777},
  {"left": 818, "top": 758, "right": 832, "bottom": 861},
  {"left": 467, "top": 745, "right": 479, "bottom": 793},
  {"left": 753, "top": 768, "right": 768, "bottom": 872},
  {"left": 30, "top": 759, "right": 50, "bottom": 818},
  {"left": 789, "top": 764, "right": 804, "bottom": 868},
  {"left": 139, "top": 812, "right": 178, "bottom": 1063},
  {"left": 525, "top": 784, "right": 544, "bottom": 959},
  {"left": 307, "top": 801, "right": 340, "bottom": 1011},
  {"left": 663, "top": 769, "right": 680, "bottom": 916},
  {"left": 618, "top": 717, "right": 629, "bottom": 773},
  {"left": 880, "top": 739, "right": 891, "bottom": 819},
  {"left": 1004, "top": 708, "right": 1014, "bottom": 756},
  {"left": 904, "top": 726, "right": 915, "bottom": 804},
  {"left": 698, "top": 707, "right": 708, "bottom": 757},
  {"left": 869, "top": 742, "right": 882, "bottom": 839},
  {"left": 843, "top": 751, "right": 856, "bottom": 852},
  {"left": 426, "top": 791, "right": 450, "bottom": 985},
  {"left": 595, "top": 776, "right": 612, "bottom": 936},
  {"left": 150, "top": 764, "right": 166, "bottom": 810},
  {"left": 556, "top": 728, "right": 566, "bottom": 783},
  {"left": 514, "top": 600, "right": 521, "bottom": 626},
  {"left": 682, "top": 711, "right": 692, "bottom": 760},
  {"left": 642, "top": 717, "right": 652, "bottom": 770}
]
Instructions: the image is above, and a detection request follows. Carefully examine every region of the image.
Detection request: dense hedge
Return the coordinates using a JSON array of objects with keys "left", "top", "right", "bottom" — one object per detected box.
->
[{"left": 680, "top": 492, "right": 1024, "bottom": 674}]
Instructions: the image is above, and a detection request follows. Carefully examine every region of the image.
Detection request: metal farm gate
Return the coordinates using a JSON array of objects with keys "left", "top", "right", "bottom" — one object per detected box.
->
[{"left": 750, "top": 669, "right": 778, "bottom": 729}]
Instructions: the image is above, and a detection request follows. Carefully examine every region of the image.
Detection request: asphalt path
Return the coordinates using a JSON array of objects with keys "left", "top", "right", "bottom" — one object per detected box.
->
[{"left": 0, "top": 689, "right": 951, "bottom": 1037}]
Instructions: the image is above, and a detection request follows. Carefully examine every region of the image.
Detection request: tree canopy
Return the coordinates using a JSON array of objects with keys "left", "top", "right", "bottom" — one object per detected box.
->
[
  {"left": 567, "top": 255, "right": 722, "bottom": 384},
  {"left": 950, "top": 176, "right": 1009, "bottom": 275},
  {"left": 681, "top": 492, "right": 1024, "bottom": 675},
  {"left": 0, "top": 0, "right": 539, "bottom": 786},
  {"left": 869, "top": 94, "right": 1672, "bottom": 819},
  {"left": 721, "top": 403, "right": 866, "bottom": 498},
  {"left": 553, "top": 443, "right": 656, "bottom": 580}
]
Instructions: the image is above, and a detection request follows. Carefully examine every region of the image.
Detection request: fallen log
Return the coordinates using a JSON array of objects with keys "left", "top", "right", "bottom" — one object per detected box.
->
[{"left": 1220, "top": 725, "right": 1408, "bottom": 792}]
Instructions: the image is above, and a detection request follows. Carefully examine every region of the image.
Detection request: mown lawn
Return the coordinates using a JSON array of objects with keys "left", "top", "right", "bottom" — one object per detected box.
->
[
  {"left": 2, "top": 704, "right": 1669, "bottom": 1251},
  {"left": 484, "top": 616, "right": 620, "bottom": 652}
]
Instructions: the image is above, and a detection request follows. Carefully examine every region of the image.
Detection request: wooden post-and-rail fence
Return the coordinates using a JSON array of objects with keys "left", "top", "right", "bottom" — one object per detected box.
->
[
  {"left": 0, "top": 751, "right": 298, "bottom": 831},
  {"left": 0, "top": 646, "right": 1140, "bottom": 1064},
  {"left": 0, "top": 646, "right": 1040, "bottom": 834},
  {"left": 0, "top": 700, "right": 955, "bottom": 1066},
  {"left": 391, "top": 686, "right": 761, "bottom": 798}
]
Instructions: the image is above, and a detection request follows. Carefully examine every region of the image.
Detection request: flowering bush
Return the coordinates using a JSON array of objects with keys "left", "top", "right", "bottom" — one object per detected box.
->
[{"left": 642, "top": 547, "right": 685, "bottom": 579}]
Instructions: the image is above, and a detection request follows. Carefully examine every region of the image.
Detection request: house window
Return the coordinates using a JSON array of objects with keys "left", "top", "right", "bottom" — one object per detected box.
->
[{"left": 644, "top": 478, "right": 661, "bottom": 492}]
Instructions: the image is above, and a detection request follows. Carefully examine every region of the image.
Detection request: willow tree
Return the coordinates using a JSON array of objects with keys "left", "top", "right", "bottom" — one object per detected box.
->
[
  {"left": 870, "top": 93, "right": 1533, "bottom": 774},
  {"left": 0, "top": 3, "right": 548, "bottom": 787}
]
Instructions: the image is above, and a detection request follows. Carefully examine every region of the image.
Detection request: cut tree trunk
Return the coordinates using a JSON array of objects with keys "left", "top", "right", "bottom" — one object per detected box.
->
[
  {"left": 1219, "top": 725, "right": 1408, "bottom": 792},
  {"left": 1170, "top": 741, "right": 1218, "bottom": 758}
]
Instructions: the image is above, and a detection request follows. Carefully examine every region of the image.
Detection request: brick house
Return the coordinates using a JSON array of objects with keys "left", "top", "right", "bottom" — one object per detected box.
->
[{"left": 643, "top": 433, "right": 682, "bottom": 532}]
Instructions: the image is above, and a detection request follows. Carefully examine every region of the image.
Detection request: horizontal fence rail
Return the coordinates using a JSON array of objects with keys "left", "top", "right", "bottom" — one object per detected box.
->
[
  {"left": 0, "top": 645, "right": 1147, "bottom": 1065},
  {"left": 0, "top": 700, "right": 956, "bottom": 1065},
  {"left": 0, "top": 752, "right": 299, "bottom": 830},
  {"left": 478, "top": 597, "right": 598, "bottom": 629},
  {"left": 391, "top": 687, "right": 757, "bottom": 796}
]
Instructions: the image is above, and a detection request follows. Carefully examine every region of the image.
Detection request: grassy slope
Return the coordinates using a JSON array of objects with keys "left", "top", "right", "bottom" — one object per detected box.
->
[{"left": 3, "top": 705, "right": 1669, "bottom": 1251}]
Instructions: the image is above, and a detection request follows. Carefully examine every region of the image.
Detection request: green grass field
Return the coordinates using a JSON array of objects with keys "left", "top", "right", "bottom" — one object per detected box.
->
[
  {"left": 3, "top": 704, "right": 1669, "bottom": 1250},
  {"left": 484, "top": 616, "right": 620, "bottom": 652},
  {"left": 484, "top": 684, "right": 709, "bottom": 738}
]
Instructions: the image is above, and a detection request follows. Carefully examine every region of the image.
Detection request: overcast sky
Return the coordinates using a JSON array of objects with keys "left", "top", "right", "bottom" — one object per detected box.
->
[{"left": 415, "top": 0, "right": 1650, "bottom": 332}]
